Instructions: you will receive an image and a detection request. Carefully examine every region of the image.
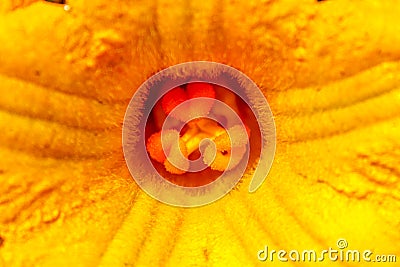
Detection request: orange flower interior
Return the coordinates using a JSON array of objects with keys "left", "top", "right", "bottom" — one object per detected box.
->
[{"left": 145, "top": 82, "right": 261, "bottom": 187}]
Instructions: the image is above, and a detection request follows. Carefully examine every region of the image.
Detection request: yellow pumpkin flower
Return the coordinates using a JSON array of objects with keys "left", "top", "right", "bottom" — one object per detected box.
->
[{"left": 0, "top": 0, "right": 399, "bottom": 266}]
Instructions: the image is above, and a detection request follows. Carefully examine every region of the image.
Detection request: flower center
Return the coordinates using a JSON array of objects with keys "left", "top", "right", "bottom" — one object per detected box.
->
[{"left": 145, "top": 82, "right": 261, "bottom": 187}]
